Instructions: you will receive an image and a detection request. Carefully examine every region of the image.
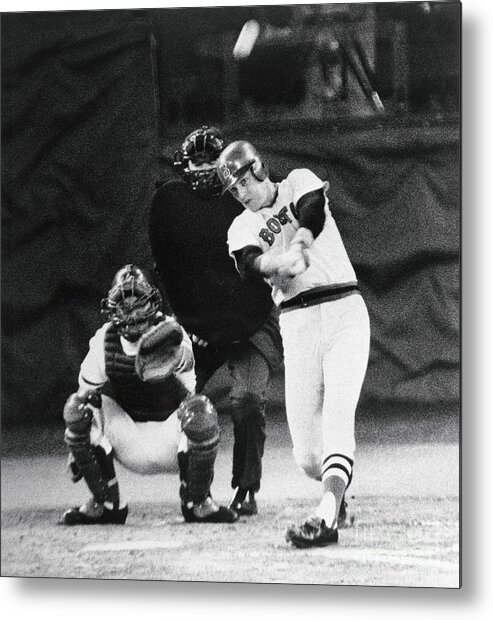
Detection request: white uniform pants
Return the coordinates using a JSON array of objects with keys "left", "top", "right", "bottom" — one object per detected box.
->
[
  {"left": 90, "top": 395, "right": 183, "bottom": 475},
  {"left": 280, "top": 293, "right": 370, "bottom": 480}
]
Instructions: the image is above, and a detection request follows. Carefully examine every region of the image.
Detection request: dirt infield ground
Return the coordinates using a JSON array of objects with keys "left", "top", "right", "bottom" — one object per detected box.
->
[{"left": 1, "top": 410, "right": 460, "bottom": 588}]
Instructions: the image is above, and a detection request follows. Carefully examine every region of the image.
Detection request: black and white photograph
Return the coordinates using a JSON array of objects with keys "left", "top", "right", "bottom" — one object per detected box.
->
[{"left": 1, "top": 0, "right": 464, "bottom": 600}]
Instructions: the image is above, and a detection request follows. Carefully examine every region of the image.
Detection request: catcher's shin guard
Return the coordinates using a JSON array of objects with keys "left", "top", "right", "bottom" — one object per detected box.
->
[
  {"left": 177, "top": 394, "right": 220, "bottom": 504},
  {"left": 177, "top": 449, "right": 190, "bottom": 504},
  {"left": 230, "top": 393, "right": 266, "bottom": 493},
  {"left": 63, "top": 392, "right": 118, "bottom": 505}
]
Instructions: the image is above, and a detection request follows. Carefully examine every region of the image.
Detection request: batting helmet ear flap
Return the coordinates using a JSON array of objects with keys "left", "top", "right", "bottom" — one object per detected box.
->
[{"left": 251, "top": 157, "right": 268, "bottom": 181}]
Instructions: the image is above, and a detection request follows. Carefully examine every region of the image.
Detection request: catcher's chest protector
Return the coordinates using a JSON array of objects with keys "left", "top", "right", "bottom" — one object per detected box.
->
[{"left": 103, "top": 324, "right": 189, "bottom": 421}]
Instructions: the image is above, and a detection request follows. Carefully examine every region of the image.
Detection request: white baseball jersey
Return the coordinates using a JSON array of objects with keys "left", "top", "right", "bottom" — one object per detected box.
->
[{"left": 227, "top": 168, "right": 357, "bottom": 305}]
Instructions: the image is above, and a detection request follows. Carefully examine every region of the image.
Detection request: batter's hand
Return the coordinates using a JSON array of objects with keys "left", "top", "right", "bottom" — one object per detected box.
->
[
  {"left": 275, "top": 243, "right": 309, "bottom": 278},
  {"left": 290, "top": 227, "right": 314, "bottom": 250}
]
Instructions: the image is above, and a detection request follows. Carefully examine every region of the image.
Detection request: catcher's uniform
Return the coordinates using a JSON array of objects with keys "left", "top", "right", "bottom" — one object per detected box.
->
[
  {"left": 78, "top": 314, "right": 195, "bottom": 474},
  {"left": 228, "top": 168, "right": 370, "bottom": 478}
]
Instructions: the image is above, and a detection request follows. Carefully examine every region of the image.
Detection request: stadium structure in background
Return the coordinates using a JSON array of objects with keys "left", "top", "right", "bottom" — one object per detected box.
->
[{"left": 150, "top": 2, "right": 460, "bottom": 128}]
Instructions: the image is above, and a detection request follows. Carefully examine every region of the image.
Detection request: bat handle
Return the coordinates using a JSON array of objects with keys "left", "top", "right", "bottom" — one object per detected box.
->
[{"left": 371, "top": 91, "right": 385, "bottom": 113}]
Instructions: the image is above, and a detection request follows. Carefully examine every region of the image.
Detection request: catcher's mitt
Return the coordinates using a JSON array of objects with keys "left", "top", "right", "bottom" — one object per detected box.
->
[{"left": 135, "top": 320, "right": 184, "bottom": 383}]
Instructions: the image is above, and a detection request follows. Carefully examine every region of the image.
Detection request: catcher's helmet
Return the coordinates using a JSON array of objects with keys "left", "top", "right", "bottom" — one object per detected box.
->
[
  {"left": 216, "top": 141, "right": 268, "bottom": 194},
  {"left": 101, "top": 265, "right": 162, "bottom": 341},
  {"left": 174, "top": 126, "right": 225, "bottom": 197}
]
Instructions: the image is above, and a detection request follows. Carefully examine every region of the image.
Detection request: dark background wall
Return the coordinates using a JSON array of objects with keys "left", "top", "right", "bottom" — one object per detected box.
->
[{"left": 1, "top": 3, "right": 460, "bottom": 427}]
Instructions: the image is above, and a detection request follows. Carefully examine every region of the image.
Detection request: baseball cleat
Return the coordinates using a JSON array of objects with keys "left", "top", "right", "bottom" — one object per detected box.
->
[
  {"left": 182, "top": 496, "right": 238, "bottom": 523},
  {"left": 59, "top": 500, "right": 128, "bottom": 526},
  {"left": 229, "top": 498, "right": 258, "bottom": 516},
  {"left": 285, "top": 516, "right": 338, "bottom": 548},
  {"left": 228, "top": 489, "right": 258, "bottom": 516}
]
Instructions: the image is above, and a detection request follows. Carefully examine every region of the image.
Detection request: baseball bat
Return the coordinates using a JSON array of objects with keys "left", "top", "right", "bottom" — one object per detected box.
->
[{"left": 340, "top": 37, "right": 384, "bottom": 113}]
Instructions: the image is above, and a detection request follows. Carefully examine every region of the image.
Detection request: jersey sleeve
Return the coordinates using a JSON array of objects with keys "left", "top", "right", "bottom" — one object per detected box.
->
[
  {"left": 227, "top": 213, "right": 261, "bottom": 255},
  {"left": 78, "top": 324, "right": 109, "bottom": 391},
  {"left": 287, "top": 168, "right": 325, "bottom": 206}
]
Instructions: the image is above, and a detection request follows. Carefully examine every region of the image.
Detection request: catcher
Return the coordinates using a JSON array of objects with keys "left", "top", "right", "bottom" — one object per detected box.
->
[{"left": 59, "top": 264, "right": 238, "bottom": 525}]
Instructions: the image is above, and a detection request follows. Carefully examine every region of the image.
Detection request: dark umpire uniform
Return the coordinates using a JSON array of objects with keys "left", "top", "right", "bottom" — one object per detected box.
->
[{"left": 149, "top": 176, "right": 283, "bottom": 513}]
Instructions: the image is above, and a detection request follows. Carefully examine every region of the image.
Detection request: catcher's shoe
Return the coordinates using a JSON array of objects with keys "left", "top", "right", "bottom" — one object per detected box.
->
[
  {"left": 285, "top": 516, "right": 338, "bottom": 549},
  {"left": 182, "top": 496, "right": 238, "bottom": 523},
  {"left": 229, "top": 489, "right": 258, "bottom": 516},
  {"left": 59, "top": 499, "right": 128, "bottom": 526}
]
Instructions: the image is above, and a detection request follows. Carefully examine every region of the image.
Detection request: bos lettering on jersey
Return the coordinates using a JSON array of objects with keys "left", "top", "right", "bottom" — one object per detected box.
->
[
  {"left": 227, "top": 168, "right": 324, "bottom": 260},
  {"left": 258, "top": 205, "right": 294, "bottom": 246}
]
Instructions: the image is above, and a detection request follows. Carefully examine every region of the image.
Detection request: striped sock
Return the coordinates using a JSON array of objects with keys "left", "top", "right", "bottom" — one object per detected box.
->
[{"left": 316, "top": 454, "right": 354, "bottom": 528}]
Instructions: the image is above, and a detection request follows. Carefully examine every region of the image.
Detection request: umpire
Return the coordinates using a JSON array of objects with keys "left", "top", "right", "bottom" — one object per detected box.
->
[{"left": 149, "top": 126, "right": 283, "bottom": 515}]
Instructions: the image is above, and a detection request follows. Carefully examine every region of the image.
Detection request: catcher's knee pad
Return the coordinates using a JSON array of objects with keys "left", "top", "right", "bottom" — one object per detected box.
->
[
  {"left": 178, "top": 395, "right": 220, "bottom": 504},
  {"left": 177, "top": 394, "right": 220, "bottom": 445},
  {"left": 230, "top": 392, "right": 266, "bottom": 427},
  {"left": 63, "top": 392, "right": 95, "bottom": 437}
]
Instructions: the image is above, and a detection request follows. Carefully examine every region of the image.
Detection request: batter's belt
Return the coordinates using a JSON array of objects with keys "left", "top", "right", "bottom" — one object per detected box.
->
[{"left": 279, "top": 283, "right": 360, "bottom": 313}]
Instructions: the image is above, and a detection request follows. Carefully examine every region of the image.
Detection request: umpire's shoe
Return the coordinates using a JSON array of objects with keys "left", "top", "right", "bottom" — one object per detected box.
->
[
  {"left": 59, "top": 499, "right": 128, "bottom": 525},
  {"left": 285, "top": 516, "right": 338, "bottom": 548},
  {"left": 229, "top": 488, "right": 258, "bottom": 516},
  {"left": 182, "top": 496, "right": 238, "bottom": 523}
]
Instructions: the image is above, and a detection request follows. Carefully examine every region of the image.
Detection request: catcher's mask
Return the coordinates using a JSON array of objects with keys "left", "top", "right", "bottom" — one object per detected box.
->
[
  {"left": 101, "top": 265, "right": 162, "bottom": 342},
  {"left": 174, "top": 126, "right": 225, "bottom": 198},
  {"left": 216, "top": 140, "right": 268, "bottom": 194}
]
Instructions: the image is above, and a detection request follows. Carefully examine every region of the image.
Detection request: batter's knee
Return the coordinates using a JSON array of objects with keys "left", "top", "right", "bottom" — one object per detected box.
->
[
  {"left": 293, "top": 448, "right": 322, "bottom": 481},
  {"left": 177, "top": 394, "right": 219, "bottom": 444},
  {"left": 230, "top": 392, "right": 265, "bottom": 426}
]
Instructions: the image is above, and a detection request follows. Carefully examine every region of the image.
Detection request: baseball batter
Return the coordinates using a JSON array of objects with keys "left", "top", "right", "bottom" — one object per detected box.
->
[
  {"left": 217, "top": 141, "right": 370, "bottom": 548},
  {"left": 59, "top": 264, "right": 237, "bottom": 525}
]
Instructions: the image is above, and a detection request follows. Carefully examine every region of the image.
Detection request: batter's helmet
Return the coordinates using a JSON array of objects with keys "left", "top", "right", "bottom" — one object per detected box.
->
[
  {"left": 174, "top": 126, "right": 225, "bottom": 197},
  {"left": 216, "top": 141, "right": 268, "bottom": 194},
  {"left": 101, "top": 265, "right": 162, "bottom": 341}
]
